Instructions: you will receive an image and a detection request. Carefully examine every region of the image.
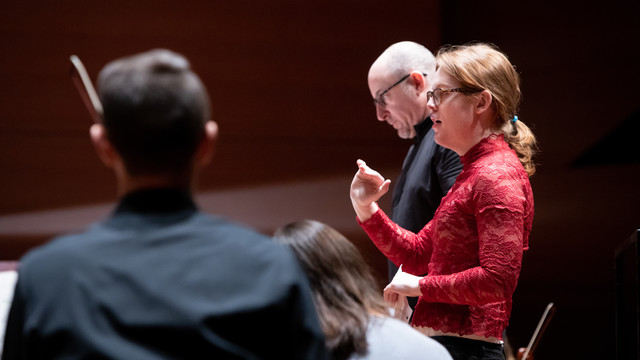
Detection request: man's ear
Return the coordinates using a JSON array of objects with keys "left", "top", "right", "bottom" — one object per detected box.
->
[
  {"left": 90, "top": 123, "right": 118, "bottom": 168},
  {"left": 195, "top": 120, "right": 218, "bottom": 167},
  {"left": 409, "top": 71, "right": 427, "bottom": 92},
  {"left": 475, "top": 90, "right": 493, "bottom": 114}
]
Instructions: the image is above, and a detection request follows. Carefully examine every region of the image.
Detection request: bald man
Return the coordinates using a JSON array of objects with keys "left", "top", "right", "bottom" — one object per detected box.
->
[{"left": 368, "top": 42, "right": 463, "bottom": 317}]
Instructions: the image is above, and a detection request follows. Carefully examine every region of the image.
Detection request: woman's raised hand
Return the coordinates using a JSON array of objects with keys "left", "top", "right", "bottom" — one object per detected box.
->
[{"left": 349, "top": 159, "right": 391, "bottom": 221}]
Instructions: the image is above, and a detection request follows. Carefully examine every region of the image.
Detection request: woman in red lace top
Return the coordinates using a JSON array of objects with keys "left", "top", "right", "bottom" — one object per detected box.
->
[{"left": 350, "top": 43, "right": 537, "bottom": 360}]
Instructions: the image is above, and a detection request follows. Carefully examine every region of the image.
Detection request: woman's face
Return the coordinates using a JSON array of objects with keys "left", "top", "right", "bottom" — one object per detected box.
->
[{"left": 427, "top": 68, "right": 478, "bottom": 156}]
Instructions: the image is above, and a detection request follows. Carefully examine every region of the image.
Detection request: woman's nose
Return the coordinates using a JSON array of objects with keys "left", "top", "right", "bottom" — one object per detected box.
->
[{"left": 426, "top": 98, "right": 437, "bottom": 112}]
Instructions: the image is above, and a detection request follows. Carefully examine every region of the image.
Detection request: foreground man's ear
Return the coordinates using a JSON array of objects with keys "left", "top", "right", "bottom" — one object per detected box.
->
[
  {"left": 90, "top": 123, "right": 119, "bottom": 169},
  {"left": 195, "top": 120, "right": 219, "bottom": 167}
]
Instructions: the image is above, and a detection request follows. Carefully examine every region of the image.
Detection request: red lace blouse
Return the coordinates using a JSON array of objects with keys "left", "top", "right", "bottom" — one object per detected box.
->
[{"left": 359, "top": 135, "right": 534, "bottom": 339}]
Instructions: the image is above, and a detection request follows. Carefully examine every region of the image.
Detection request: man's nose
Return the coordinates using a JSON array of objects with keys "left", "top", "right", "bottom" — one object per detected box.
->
[{"left": 375, "top": 103, "right": 387, "bottom": 121}]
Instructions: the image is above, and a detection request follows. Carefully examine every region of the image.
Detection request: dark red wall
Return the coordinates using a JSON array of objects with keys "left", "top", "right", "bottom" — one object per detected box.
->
[
  {"left": 0, "top": 1, "right": 441, "bottom": 216},
  {"left": 0, "top": 0, "right": 441, "bottom": 262}
]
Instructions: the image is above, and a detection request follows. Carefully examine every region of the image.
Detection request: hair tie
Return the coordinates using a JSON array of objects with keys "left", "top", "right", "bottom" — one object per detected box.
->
[{"left": 511, "top": 116, "right": 518, "bottom": 123}]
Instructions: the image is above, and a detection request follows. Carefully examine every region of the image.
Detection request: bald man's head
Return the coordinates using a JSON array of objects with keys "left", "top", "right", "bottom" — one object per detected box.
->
[{"left": 367, "top": 42, "right": 435, "bottom": 139}]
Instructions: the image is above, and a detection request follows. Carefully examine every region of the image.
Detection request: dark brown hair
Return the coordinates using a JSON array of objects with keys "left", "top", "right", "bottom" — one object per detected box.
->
[
  {"left": 98, "top": 49, "right": 210, "bottom": 176},
  {"left": 274, "top": 220, "right": 387, "bottom": 360}
]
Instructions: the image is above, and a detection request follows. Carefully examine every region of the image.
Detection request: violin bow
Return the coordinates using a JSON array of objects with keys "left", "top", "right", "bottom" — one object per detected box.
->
[
  {"left": 522, "top": 302, "right": 556, "bottom": 359},
  {"left": 69, "top": 55, "right": 103, "bottom": 124}
]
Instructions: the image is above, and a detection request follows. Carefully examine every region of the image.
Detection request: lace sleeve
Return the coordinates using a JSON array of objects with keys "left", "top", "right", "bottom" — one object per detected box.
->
[
  {"left": 419, "top": 207, "right": 524, "bottom": 306},
  {"left": 358, "top": 210, "right": 433, "bottom": 276},
  {"left": 419, "top": 166, "right": 529, "bottom": 306}
]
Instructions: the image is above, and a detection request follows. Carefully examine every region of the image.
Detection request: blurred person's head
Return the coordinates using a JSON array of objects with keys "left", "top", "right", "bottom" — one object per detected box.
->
[
  {"left": 274, "top": 220, "right": 387, "bottom": 360},
  {"left": 368, "top": 41, "right": 436, "bottom": 139},
  {"left": 92, "top": 49, "right": 218, "bottom": 192}
]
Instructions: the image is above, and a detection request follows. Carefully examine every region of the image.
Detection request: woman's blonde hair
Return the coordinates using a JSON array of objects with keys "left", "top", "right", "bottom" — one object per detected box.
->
[{"left": 436, "top": 43, "right": 538, "bottom": 176}]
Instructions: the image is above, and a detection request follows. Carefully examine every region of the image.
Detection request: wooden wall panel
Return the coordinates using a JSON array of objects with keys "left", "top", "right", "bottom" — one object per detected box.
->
[{"left": 0, "top": 1, "right": 441, "bottom": 215}]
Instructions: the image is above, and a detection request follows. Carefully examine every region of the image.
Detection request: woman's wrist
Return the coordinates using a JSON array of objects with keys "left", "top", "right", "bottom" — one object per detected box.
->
[{"left": 354, "top": 202, "right": 379, "bottom": 222}]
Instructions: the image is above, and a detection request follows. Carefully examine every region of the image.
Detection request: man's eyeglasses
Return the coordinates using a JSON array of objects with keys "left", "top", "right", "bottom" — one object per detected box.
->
[
  {"left": 426, "top": 88, "right": 480, "bottom": 106},
  {"left": 373, "top": 73, "right": 427, "bottom": 107}
]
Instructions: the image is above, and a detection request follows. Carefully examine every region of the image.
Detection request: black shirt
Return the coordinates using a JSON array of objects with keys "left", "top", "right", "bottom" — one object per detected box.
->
[{"left": 3, "top": 189, "right": 328, "bottom": 359}]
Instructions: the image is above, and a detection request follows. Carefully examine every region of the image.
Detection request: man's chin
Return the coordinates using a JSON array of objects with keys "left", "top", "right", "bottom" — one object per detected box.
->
[{"left": 397, "top": 130, "right": 415, "bottom": 139}]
